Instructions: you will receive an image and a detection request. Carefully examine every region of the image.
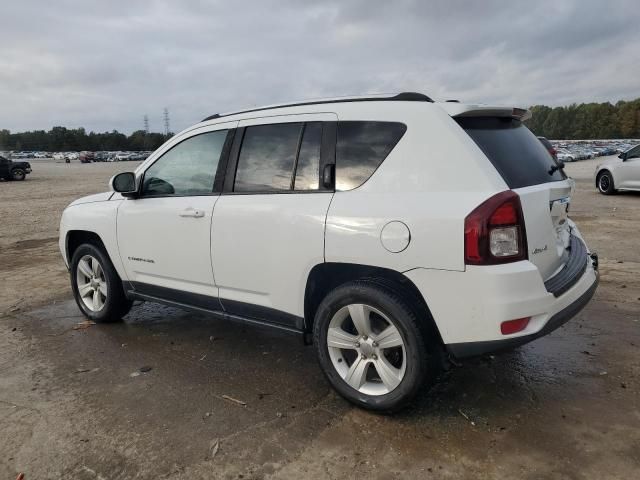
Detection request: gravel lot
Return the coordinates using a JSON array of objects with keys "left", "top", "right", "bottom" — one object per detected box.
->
[{"left": 0, "top": 157, "right": 638, "bottom": 479}]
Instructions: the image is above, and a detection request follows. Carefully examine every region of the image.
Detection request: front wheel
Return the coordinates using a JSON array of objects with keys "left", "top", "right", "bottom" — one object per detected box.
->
[
  {"left": 11, "top": 168, "right": 26, "bottom": 181},
  {"left": 597, "top": 171, "right": 616, "bottom": 195},
  {"left": 313, "top": 280, "right": 440, "bottom": 412},
  {"left": 70, "top": 243, "right": 132, "bottom": 322}
]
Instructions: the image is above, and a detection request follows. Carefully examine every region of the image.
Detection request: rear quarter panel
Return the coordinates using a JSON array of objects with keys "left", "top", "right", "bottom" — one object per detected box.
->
[{"left": 325, "top": 103, "right": 507, "bottom": 273}]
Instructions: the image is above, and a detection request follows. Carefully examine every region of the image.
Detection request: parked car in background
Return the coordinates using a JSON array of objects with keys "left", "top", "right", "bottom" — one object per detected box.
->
[
  {"left": 60, "top": 93, "right": 598, "bottom": 411},
  {"left": 79, "top": 151, "right": 95, "bottom": 163},
  {"left": 0, "top": 155, "right": 32, "bottom": 181},
  {"left": 556, "top": 149, "right": 575, "bottom": 162},
  {"left": 114, "top": 152, "right": 133, "bottom": 161},
  {"left": 594, "top": 144, "right": 640, "bottom": 194},
  {"left": 537, "top": 136, "right": 557, "bottom": 160}
]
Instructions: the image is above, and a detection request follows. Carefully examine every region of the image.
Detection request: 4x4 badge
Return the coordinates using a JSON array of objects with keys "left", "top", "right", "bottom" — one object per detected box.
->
[{"left": 532, "top": 245, "right": 548, "bottom": 255}]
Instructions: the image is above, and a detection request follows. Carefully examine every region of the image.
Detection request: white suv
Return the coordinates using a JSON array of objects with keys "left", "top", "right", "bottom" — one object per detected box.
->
[{"left": 59, "top": 93, "right": 599, "bottom": 411}]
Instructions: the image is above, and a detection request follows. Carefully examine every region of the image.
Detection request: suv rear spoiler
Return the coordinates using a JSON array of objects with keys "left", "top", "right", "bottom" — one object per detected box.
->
[{"left": 440, "top": 103, "right": 532, "bottom": 121}]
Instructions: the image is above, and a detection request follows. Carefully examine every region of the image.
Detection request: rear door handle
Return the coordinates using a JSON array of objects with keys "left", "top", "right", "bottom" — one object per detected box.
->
[{"left": 179, "top": 208, "right": 205, "bottom": 218}]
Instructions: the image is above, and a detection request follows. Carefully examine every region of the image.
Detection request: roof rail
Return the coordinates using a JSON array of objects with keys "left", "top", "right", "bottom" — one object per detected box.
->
[{"left": 201, "top": 92, "right": 433, "bottom": 122}]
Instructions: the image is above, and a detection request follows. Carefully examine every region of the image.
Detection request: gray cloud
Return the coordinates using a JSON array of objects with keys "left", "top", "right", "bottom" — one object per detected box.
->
[{"left": 1, "top": 0, "right": 639, "bottom": 133}]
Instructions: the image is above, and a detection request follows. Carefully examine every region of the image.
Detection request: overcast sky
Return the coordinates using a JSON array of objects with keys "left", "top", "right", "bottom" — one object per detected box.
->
[{"left": 1, "top": 0, "right": 639, "bottom": 134}]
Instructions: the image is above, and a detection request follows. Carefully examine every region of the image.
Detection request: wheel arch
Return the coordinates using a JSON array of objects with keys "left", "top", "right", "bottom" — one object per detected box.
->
[
  {"left": 595, "top": 168, "right": 615, "bottom": 189},
  {"left": 66, "top": 230, "right": 107, "bottom": 265},
  {"left": 303, "top": 262, "right": 444, "bottom": 345}
]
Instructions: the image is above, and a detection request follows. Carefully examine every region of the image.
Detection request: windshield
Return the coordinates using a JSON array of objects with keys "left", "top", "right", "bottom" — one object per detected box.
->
[{"left": 457, "top": 117, "right": 566, "bottom": 189}]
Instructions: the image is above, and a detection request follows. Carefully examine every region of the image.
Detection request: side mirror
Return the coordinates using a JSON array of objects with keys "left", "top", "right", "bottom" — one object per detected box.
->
[
  {"left": 619, "top": 152, "right": 627, "bottom": 160},
  {"left": 110, "top": 172, "right": 138, "bottom": 197}
]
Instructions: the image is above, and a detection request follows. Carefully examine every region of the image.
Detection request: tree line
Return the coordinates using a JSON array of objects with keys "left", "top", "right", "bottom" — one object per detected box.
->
[
  {"left": 2, "top": 98, "right": 639, "bottom": 150},
  {"left": 525, "top": 98, "right": 640, "bottom": 140},
  {"left": 0, "top": 127, "right": 173, "bottom": 152}
]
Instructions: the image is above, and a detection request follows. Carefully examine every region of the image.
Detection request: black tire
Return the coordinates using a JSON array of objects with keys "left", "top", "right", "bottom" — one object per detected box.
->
[
  {"left": 597, "top": 170, "right": 616, "bottom": 195},
  {"left": 70, "top": 243, "right": 132, "bottom": 322},
  {"left": 313, "top": 280, "right": 441, "bottom": 412},
  {"left": 11, "top": 168, "right": 25, "bottom": 181}
]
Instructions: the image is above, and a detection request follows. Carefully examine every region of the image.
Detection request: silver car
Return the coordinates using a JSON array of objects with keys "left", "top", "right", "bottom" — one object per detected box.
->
[{"left": 594, "top": 144, "right": 640, "bottom": 194}]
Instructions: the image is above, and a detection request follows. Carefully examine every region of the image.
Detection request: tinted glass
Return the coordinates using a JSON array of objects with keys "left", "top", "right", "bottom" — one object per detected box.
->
[
  {"left": 627, "top": 145, "right": 640, "bottom": 159},
  {"left": 234, "top": 123, "right": 302, "bottom": 192},
  {"left": 335, "top": 121, "right": 407, "bottom": 191},
  {"left": 457, "top": 117, "right": 566, "bottom": 189},
  {"left": 142, "top": 130, "right": 227, "bottom": 196},
  {"left": 537, "top": 136, "right": 553, "bottom": 150},
  {"left": 294, "top": 122, "right": 322, "bottom": 190}
]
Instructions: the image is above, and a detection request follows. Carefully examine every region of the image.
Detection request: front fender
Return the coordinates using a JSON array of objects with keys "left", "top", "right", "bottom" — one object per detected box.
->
[{"left": 59, "top": 200, "right": 127, "bottom": 279}]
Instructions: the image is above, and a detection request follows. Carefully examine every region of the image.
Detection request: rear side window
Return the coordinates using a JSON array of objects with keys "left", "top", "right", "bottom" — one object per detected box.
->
[
  {"left": 234, "top": 123, "right": 302, "bottom": 192},
  {"left": 457, "top": 117, "right": 566, "bottom": 189},
  {"left": 335, "top": 121, "right": 407, "bottom": 191}
]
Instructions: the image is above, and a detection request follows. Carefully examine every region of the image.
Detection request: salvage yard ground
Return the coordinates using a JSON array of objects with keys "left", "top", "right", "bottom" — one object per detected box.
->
[{"left": 0, "top": 158, "right": 639, "bottom": 479}]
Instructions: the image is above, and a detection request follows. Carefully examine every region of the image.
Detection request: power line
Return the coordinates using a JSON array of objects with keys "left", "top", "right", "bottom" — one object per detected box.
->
[
  {"left": 163, "top": 108, "right": 170, "bottom": 138},
  {"left": 143, "top": 114, "right": 149, "bottom": 134}
]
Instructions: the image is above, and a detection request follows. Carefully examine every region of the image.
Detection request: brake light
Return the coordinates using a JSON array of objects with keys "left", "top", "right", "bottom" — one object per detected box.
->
[{"left": 464, "top": 191, "right": 528, "bottom": 265}]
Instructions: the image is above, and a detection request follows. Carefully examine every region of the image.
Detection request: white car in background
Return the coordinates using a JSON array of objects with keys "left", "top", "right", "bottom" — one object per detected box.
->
[
  {"left": 556, "top": 149, "right": 575, "bottom": 162},
  {"left": 59, "top": 93, "right": 599, "bottom": 411},
  {"left": 594, "top": 144, "right": 640, "bottom": 194}
]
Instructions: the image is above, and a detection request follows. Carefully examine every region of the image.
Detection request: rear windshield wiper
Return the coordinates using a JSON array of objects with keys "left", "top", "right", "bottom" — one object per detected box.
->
[{"left": 548, "top": 160, "right": 565, "bottom": 175}]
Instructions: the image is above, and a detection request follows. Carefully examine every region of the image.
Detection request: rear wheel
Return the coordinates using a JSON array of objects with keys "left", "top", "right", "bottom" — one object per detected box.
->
[
  {"left": 11, "top": 168, "right": 25, "bottom": 181},
  {"left": 313, "top": 280, "right": 441, "bottom": 412},
  {"left": 70, "top": 243, "right": 132, "bottom": 322},
  {"left": 597, "top": 170, "right": 616, "bottom": 195}
]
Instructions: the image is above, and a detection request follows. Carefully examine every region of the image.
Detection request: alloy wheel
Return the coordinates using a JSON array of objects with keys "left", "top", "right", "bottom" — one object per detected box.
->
[
  {"left": 76, "top": 255, "right": 108, "bottom": 312},
  {"left": 327, "top": 303, "right": 406, "bottom": 396}
]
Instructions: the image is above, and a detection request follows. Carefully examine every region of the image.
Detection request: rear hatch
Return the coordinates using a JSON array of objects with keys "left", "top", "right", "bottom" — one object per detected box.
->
[{"left": 455, "top": 114, "right": 572, "bottom": 281}]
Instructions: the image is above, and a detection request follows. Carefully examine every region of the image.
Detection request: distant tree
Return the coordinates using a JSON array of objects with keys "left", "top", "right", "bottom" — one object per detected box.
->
[
  {"left": 0, "top": 126, "right": 172, "bottom": 152},
  {"left": 526, "top": 98, "right": 640, "bottom": 139}
]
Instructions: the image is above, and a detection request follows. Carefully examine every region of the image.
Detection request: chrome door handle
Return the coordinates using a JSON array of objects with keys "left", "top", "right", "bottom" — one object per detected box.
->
[{"left": 179, "top": 208, "right": 205, "bottom": 218}]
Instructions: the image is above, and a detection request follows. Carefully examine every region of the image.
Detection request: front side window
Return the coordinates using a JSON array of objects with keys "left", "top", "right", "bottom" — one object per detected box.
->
[
  {"left": 234, "top": 123, "right": 302, "bottom": 192},
  {"left": 335, "top": 121, "right": 407, "bottom": 191},
  {"left": 142, "top": 130, "right": 228, "bottom": 196}
]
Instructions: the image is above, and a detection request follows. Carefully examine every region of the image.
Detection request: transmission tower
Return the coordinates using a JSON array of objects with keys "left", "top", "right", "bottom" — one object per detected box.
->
[
  {"left": 143, "top": 115, "right": 149, "bottom": 134},
  {"left": 163, "top": 108, "right": 170, "bottom": 138}
]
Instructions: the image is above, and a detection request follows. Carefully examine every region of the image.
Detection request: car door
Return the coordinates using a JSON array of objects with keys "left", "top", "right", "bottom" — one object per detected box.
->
[
  {"left": 211, "top": 113, "right": 337, "bottom": 329},
  {"left": 117, "top": 123, "right": 235, "bottom": 304},
  {"left": 618, "top": 145, "right": 640, "bottom": 189}
]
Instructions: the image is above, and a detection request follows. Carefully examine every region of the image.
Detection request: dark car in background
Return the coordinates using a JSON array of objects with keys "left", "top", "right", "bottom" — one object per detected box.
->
[
  {"left": 79, "top": 151, "right": 95, "bottom": 163},
  {"left": 0, "top": 155, "right": 31, "bottom": 181}
]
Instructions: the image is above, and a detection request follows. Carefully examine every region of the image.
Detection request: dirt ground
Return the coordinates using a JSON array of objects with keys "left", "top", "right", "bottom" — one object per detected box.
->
[{"left": 0, "top": 157, "right": 638, "bottom": 479}]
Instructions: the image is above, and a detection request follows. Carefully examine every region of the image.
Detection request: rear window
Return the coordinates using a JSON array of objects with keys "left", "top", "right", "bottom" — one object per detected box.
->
[{"left": 457, "top": 117, "right": 566, "bottom": 189}]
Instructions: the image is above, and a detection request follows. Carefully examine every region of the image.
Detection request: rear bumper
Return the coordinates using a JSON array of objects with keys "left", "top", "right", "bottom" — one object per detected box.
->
[
  {"left": 446, "top": 273, "right": 598, "bottom": 358},
  {"left": 404, "top": 229, "right": 599, "bottom": 358}
]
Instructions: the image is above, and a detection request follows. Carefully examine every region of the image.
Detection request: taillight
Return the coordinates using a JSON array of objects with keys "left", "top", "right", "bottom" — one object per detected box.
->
[{"left": 464, "top": 191, "right": 528, "bottom": 265}]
